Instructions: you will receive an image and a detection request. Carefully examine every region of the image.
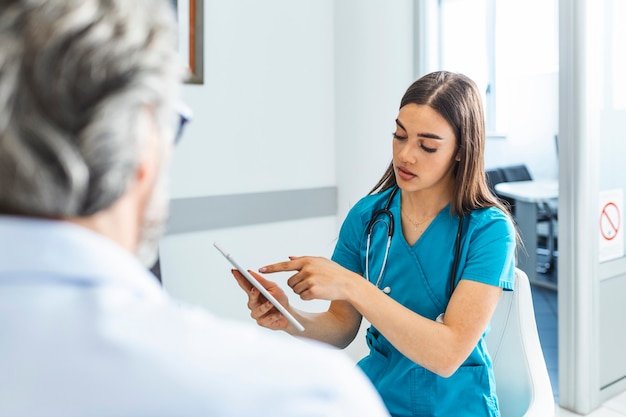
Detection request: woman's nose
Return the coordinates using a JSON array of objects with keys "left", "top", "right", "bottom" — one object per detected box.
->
[{"left": 398, "top": 141, "right": 417, "bottom": 164}]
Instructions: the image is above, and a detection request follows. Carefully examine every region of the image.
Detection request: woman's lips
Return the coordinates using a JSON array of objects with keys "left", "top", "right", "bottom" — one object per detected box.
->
[{"left": 397, "top": 167, "right": 416, "bottom": 181}]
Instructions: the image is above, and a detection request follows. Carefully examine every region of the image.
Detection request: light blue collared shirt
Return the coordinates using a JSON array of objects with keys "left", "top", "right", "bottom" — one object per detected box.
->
[{"left": 0, "top": 215, "right": 390, "bottom": 417}]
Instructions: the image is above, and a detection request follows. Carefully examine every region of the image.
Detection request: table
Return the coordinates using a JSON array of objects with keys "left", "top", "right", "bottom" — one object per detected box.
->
[{"left": 494, "top": 180, "right": 558, "bottom": 289}]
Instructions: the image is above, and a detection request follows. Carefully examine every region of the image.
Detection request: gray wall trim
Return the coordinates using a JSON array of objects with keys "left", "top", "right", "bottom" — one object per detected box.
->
[{"left": 165, "top": 186, "right": 338, "bottom": 235}]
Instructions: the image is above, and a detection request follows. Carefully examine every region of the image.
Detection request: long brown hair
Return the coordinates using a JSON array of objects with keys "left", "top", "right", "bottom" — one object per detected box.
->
[{"left": 370, "top": 71, "right": 509, "bottom": 217}]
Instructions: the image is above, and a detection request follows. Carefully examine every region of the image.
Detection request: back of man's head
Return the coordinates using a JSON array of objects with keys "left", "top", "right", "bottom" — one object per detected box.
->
[{"left": 0, "top": 0, "right": 181, "bottom": 219}]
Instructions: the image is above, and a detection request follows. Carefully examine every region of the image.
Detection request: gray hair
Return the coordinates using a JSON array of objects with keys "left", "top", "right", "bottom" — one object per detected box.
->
[{"left": 0, "top": 0, "right": 182, "bottom": 217}]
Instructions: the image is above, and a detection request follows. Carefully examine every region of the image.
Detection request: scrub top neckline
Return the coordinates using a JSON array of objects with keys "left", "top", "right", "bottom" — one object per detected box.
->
[{"left": 397, "top": 202, "right": 452, "bottom": 249}]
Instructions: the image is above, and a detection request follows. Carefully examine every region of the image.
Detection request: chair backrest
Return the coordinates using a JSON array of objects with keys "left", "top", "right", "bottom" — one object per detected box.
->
[
  {"left": 486, "top": 168, "right": 506, "bottom": 196},
  {"left": 501, "top": 164, "right": 532, "bottom": 182},
  {"left": 486, "top": 168, "right": 515, "bottom": 213},
  {"left": 485, "top": 268, "right": 555, "bottom": 417}
]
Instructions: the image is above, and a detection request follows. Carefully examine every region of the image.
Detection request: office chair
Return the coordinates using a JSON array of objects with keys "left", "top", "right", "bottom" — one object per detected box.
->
[
  {"left": 486, "top": 167, "right": 513, "bottom": 212},
  {"left": 496, "top": 164, "right": 558, "bottom": 274},
  {"left": 485, "top": 268, "right": 555, "bottom": 417},
  {"left": 486, "top": 168, "right": 506, "bottom": 196}
]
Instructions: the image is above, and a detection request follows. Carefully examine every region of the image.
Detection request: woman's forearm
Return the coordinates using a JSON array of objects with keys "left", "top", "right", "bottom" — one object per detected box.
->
[{"left": 285, "top": 301, "right": 362, "bottom": 349}]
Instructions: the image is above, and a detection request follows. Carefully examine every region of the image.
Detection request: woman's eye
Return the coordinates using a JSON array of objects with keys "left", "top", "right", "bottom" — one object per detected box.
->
[
  {"left": 392, "top": 133, "right": 407, "bottom": 141},
  {"left": 420, "top": 144, "right": 437, "bottom": 153}
]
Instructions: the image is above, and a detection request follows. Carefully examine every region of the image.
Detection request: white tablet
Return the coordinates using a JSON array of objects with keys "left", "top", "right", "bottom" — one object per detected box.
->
[{"left": 213, "top": 242, "right": 305, "bottom": 332}]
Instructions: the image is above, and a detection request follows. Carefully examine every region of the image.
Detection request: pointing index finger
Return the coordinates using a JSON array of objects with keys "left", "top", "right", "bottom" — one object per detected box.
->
[{"left": 259, "top": 258, "right": 301, "bottom": 274}]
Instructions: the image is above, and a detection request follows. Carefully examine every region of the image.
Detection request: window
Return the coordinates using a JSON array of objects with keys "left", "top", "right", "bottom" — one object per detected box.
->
[{"left": 436, "top": 0, "right": 558, "bottom": 135}]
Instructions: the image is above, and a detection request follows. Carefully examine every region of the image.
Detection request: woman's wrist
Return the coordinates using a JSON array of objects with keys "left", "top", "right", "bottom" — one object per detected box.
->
[{"left": 341, "top": 271, "right": 368, "bottom": 304}]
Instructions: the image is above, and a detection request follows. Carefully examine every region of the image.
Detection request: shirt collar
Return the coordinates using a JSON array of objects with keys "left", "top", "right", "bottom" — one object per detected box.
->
[{"left": 0, "top": 215, "right": 164, "bottom": 301}]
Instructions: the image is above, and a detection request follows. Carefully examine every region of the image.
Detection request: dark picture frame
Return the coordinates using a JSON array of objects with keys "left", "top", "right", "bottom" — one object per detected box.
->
[{"left": 172, "top": 0, "right": 204, "bottom": 84}]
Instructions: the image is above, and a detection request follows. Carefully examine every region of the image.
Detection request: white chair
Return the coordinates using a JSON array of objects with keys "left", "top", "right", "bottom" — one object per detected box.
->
[{"left": 485, "top": 268, "right": 556, "bottom": 417}]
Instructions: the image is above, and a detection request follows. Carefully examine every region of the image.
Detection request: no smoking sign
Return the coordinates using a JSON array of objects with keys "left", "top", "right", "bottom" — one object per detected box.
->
[
  {"left": 600, "top": 202, "right": 620, "bottom": 240},
  {"left": 599, "top": 189, "right": 624, "bottom": 262}
]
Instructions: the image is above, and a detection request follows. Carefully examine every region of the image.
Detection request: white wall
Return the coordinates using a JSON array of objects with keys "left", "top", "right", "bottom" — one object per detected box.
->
[
  {"left": 172, "top": 0, "right": 335, "bottom": 199},
  {"left": 161, "top": 0, "right": 339, "bottom": 340}
]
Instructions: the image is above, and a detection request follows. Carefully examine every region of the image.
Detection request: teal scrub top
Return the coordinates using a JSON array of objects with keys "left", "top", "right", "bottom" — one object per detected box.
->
[{"left": 332, "top": 187, "right": 516, "bottom": 417}]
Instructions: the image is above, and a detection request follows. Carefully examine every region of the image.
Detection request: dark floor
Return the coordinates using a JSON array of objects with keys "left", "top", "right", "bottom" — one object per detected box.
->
[{"left": 530, "top": 252, "right": 559, "bottom": 401}]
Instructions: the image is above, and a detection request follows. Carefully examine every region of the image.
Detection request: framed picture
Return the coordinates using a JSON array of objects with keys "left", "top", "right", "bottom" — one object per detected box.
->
[{"left": 172, "top": 0, "right": 204, "bottom": 84}]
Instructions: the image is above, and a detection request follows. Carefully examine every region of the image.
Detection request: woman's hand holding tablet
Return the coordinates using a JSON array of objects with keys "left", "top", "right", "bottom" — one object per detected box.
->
[{"left": 214, "top": 242, "right": 305, "bottom": 332}]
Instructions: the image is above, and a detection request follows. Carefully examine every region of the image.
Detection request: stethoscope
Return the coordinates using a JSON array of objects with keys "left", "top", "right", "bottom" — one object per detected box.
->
[{"left": 365, "top": 186, "right": 464, "bottom": 296}]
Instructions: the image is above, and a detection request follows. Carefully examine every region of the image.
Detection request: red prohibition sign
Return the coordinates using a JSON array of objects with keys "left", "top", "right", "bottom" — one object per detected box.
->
[{"left": 600, "top": 202, "right": 620, "bottom": 241}]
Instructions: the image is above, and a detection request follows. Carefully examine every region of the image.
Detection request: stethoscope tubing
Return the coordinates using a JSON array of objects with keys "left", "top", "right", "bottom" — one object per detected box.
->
[
  {"left": 365, "top": 186, "right": 464, "bottom": 297},
  {"left": 364, "top": 187, "right": 399, "bottom": 290}
]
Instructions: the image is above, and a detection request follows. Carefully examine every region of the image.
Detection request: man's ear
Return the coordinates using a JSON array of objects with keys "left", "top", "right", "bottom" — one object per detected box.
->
[
  {"left": 132, "top": 109, "right": 164, "bottom": 208},
  {"left": 67, "top": 109, "right": 167, "bottom": 255}
]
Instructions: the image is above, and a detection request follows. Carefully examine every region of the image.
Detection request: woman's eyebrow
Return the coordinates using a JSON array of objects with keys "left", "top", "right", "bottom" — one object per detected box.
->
[
  {"left": 395, "top": 119, "right": 445, "bottom": 140},
  {"left": 418, "top": 132, "right": 444, "bottom": 140},
  {"left": 395, "top": 119, "right": 407, "bottom": 132}
]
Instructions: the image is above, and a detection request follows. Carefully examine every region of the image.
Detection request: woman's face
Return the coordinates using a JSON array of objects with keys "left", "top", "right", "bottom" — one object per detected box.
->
[{"left": 392, "top": 103, "right": 458, "bottom": 194}]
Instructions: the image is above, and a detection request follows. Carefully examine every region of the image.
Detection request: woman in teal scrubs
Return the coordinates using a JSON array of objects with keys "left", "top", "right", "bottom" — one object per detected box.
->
[{"left": 233, "top": 71, "right": 516, "bottom": 417}]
